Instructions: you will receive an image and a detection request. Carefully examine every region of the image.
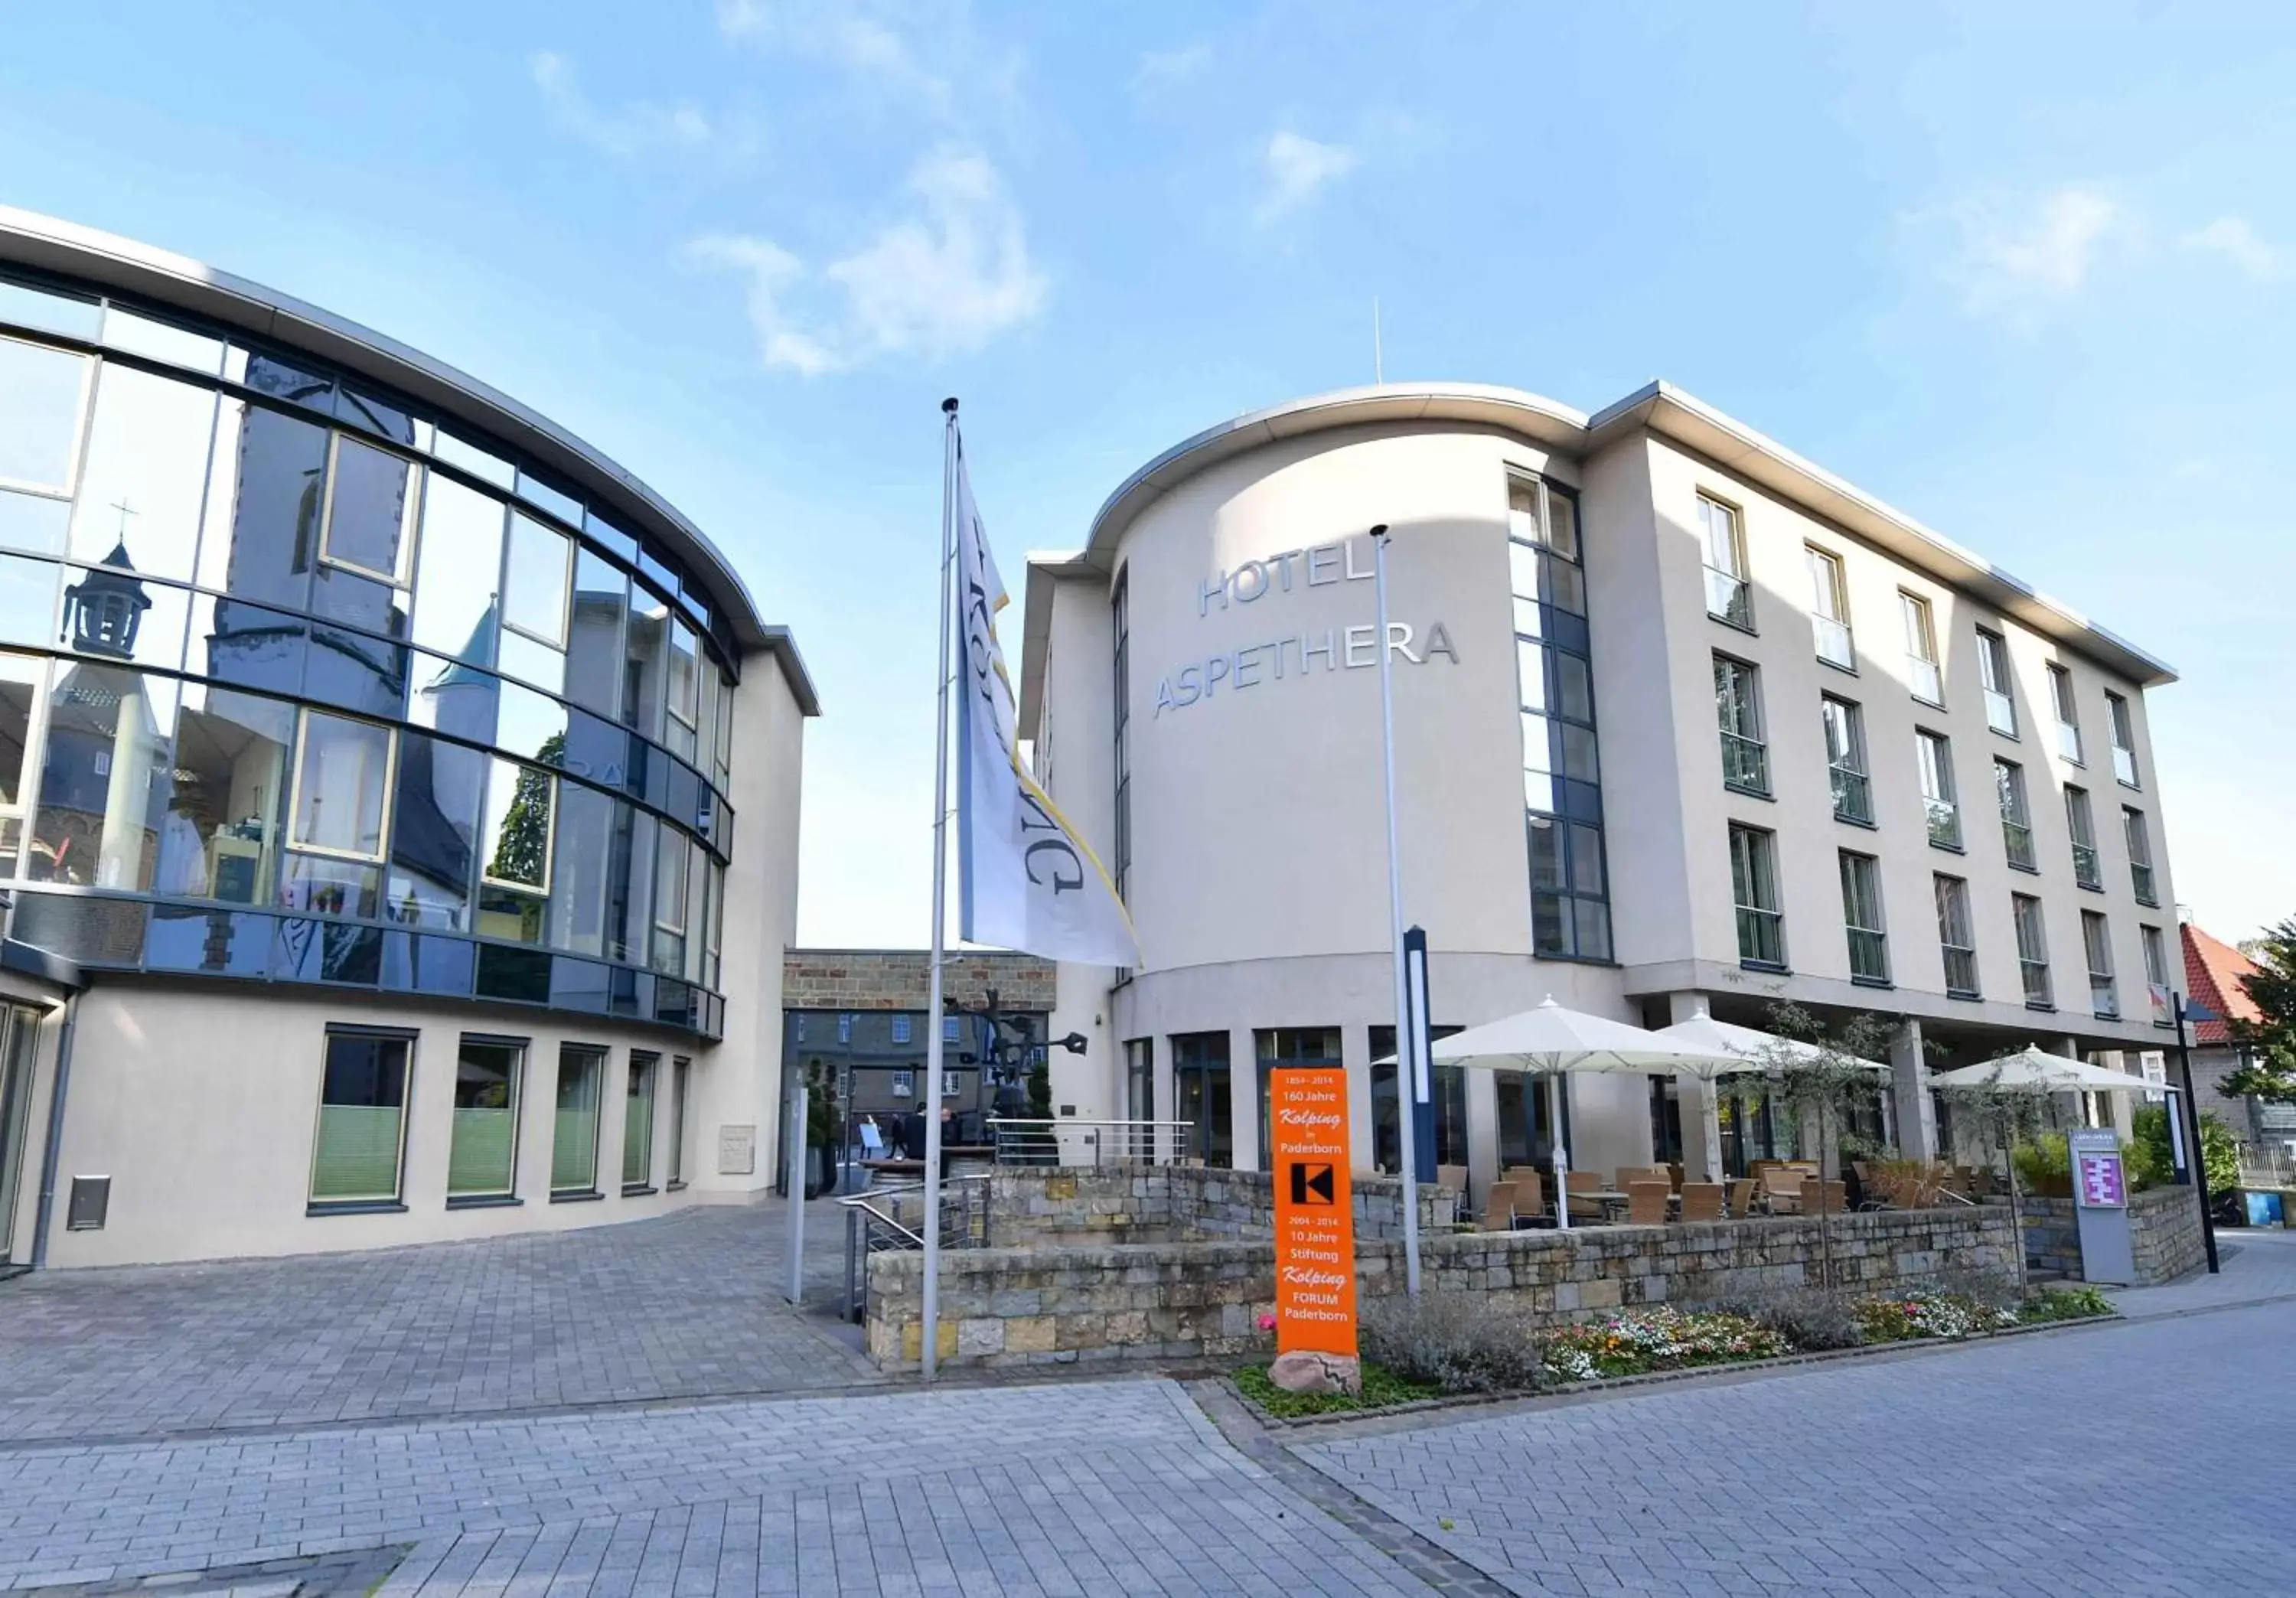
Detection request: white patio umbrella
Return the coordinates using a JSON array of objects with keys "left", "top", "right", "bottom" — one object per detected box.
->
[
  {"left": 1652, "top": 1014, "right": 1890, "bottom": 1182},
  {"left": 1652, "top": 1015, "right": 1891, "bottom": 1076},
  {"left": 1929, "top": 1046, "right": 2171, "bottom": 1094},
  {"left": 1427, "top": 997, "right": 1740, "bottom": 1230}
]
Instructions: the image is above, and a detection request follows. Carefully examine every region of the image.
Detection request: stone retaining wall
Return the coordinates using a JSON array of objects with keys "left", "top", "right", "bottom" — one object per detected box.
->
[
  {"left": 867, "top": 1207, "right": 2017, "bottom": 1370},
  {"left": 982, "top": 1166, "right": 1456, "bottom": 1249},
  {"left": 2007, "top": 1186, "right": 2206, "bottom": 1286}
]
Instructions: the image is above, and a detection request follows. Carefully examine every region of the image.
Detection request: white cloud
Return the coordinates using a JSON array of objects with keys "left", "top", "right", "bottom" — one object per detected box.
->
[
  {"left": 716, "top": 0, "right": 1019, "bottom": 124},
  {"left": 530, "top": 51, "right": 711, "bottom": 159},
  {"left": 1932, "top": 185, "right": 2125, "bottom": 317},
  {"left": 2180, "top": 216, "right": 2285, "bottom": 282},
  {"left": 1255, "top": 130, "right": 1358, "bottom": 226},
  {"left": 1132, "top": 44, "right": 1211, "bottom": 99},
  {"left": 687, "top": 148, "right": 1046, "bottom": 375}
]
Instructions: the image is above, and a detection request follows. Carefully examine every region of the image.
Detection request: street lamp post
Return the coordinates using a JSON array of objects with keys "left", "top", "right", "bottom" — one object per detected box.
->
[{"left": 1371, "top": 524, "right": 1422, "bottom": 1296}]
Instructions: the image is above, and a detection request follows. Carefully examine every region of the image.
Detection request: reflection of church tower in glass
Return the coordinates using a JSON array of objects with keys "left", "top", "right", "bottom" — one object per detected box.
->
[
  {"left": 389, "top": 605, "right": 498, "bottom": 921},
  {"left": 55, "top": 537, "right": 161, "bottom": 890}
]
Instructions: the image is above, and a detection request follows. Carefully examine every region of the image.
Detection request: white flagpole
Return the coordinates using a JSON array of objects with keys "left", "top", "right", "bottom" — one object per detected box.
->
[
  {"left": 1372, "top": 524, "right": 1420, "bottom": 1296},
  {"left": 921, "top": 397, "right": 959, "bottom": 1380}
]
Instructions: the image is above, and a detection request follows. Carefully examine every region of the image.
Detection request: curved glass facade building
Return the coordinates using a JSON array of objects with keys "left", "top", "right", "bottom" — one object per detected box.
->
[{"left": 0, "top": 210, "right": 816, "bottom": 1267}]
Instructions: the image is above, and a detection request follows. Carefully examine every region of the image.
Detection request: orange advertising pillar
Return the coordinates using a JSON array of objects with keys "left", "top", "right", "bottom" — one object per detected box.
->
[{"left": 1268, "top": 1065, "right": 1358, "bottom": 1356}]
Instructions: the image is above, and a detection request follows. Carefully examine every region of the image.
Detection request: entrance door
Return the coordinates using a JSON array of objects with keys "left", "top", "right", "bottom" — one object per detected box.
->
[
  {"left": 1170, "top": 1032, "right": 1231, "bottom": 1168},
  {"left": 0, "top": 1007, "right": 41, "bottom": 1262}
]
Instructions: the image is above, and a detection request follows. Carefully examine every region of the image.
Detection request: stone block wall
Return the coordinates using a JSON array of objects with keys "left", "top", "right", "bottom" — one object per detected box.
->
[
  {"left": 781, "top": 949, "right": 1057, "bottom": 1013},
  {"left": 2009, "top": 1187, "right": 2206, "bottom": 1286},
  {"left": 866, "top": 1208, "right": 2017, "bottom": 1371},
  {"left": 981, "top": 1166, "right": 1457, "bottom": 1250}
]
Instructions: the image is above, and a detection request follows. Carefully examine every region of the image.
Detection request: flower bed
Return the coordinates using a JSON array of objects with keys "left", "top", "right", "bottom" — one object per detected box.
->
[
  {"left": 1538, "top": 1308, "right": 1787, "bottom": 1383},
  {"left": 1234, "top": 1283, "right": 2117, "bottom": 1419}
]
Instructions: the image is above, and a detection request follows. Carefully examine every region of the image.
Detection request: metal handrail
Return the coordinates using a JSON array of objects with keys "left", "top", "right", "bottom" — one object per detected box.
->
[
  {"left": 839, "top": 1174, "right": 992, "bottom": 1320},
  {"left": 986, "top": 1117, "right": 1195, "bottom": 1169}
]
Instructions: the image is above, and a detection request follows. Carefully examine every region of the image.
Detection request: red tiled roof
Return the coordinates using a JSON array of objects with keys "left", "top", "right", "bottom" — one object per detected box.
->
[{"left": 2182, "top": 922, "right": 2263, "bottom": 1045}]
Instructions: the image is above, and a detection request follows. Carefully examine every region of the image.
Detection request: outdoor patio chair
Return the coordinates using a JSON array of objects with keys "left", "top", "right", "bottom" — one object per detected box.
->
[
  {"left": 1436, "top": 1163, "right": 1469, "bottom": 1193},
  {"left": 1727, "top": 1178, "right": 1757, "bottom": 1218},
  {"left": 1666, "top": 1163, "right": 1685, "bottom": 1191},
  {"left": 1799, "top": 1177, "right": 1849, "bottom": 1216},
  {"left": 1508, "top": 1169, "right": 1548, "bottom": 1225},
  {"left": 1565, "top": 1169, "right": 1605, "bottom": 1224},
  {"left": 1626, "top": 1180, "right": 1670, "bottom": 1224},
  {"left": 1760, "top": 1167, "right": 1805, "bottom": 1215},
  {"left": 1680, "top": 1182, "right": 1724, "bottom": 1221},
  {"left": 1481, "top": 1181, "right": 1518, "bottom": 1232},
  {"left": 1615, "top": 1166, "right": 1668, "bottom": 1190}
]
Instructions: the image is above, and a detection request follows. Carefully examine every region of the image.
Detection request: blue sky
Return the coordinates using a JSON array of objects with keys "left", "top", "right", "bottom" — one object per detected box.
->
[{"left": 2, "top": 2, "right": 2291, "bottom": 946}]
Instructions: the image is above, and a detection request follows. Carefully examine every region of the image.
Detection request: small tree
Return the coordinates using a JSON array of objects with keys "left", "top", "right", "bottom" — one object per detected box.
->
[
  {"left": 1752, "top": 1003, "right": 1895, "bottom": 1292},
  {"left": 1937, "top": 1075, "right": 2055, "bottom": 1299},
  {"left": 2221, "top": 918, "right": 2296, "bottom": 1106}
]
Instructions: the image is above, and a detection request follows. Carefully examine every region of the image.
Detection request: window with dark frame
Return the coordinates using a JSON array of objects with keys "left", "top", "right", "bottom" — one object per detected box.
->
[
  {"left": 1917, "top": 729, "right": 1961, "bottom": 848},
  {"left": 1807, "top": 546, "right": 1854, "bottom": 669},
  {"left": 2013, "top": 893, "right": 2053, "bottom": 1008},
  {"left": 2082, "top": 911, "right": 2118, "bottom": 1019},
  {"left": 2107, "top": 692, "right": 2140, "bottom": 787},
  {"left": 2124, "top": 807, "right": 2157, "bottom": 905},
  {"left": 2048, "top": 664, "right": 2083, "bottom": 764},
  {"left": 1901, "top": 592, "right": 1943, "bottom": 704},
  {"left": 1730, "top": 823, "right": 1786, "bottom": 968},
  {"left": 1978, "top": 628, "right": 2017, "bottom": 736},
  {"left": 2066, "top": 785, "right": 2102, "bottom": 889},
  {"left": 310, "top": 1028, "right": 412, "bottom": 1207},
  {"left": 1821, "top": 696, "right": 1870, "bottom": 823},
  {"left": 1995, "top": 758, "right": 2036, "bottom": 869},
  {"left": 667, "top": 1057, "right": 690, "bottom": 1186},
  {"left": 1699, "top": 494, "right": 1751, "bottom": 629},
  {"left": 1111, "top": 567, "right": 1130, "bottom": 903},
  {"left": 1713, "top": 654, "right": 1768, "bottom": 796},
  {"left": 1509, "top": 475, "right": 1611, "bottom": 961},
  {"left": 1838, "top": 850, "right": 1889, "bottom": 983},
  {"left": 447, "top": 1036, "right": 522, "bottom": 1200},
  {"left": 2141, "top": 926, "right": 2172, "bottom": 1025},
  {"left": 552, "top": 1043, "right": 605, "bottom": 1195},
  {"left": 1934, "top": 875, "right": 1978, "bottom": 997},
  {"left": 623, "top": 1051, "right": 658, "bottom": 1190}
]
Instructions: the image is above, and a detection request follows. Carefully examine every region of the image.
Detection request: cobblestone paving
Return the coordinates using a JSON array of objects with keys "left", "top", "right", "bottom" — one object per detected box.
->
[
  {"left": 1296, "top": 1301, "right": 2296, "bottom": 1596},
  {"left": 0, "top": 1381, "right": 1434, "bottom": 1597},
  {"left": 0, "top": 1202, "right": 872, "bottom": 1443}
]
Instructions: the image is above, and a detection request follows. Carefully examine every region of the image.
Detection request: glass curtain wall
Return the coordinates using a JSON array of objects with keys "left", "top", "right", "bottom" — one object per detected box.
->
[
  {"left": 1508, "top": 476, "right": 1610, "bottom": 960},
  {"left": 1369, "top": 1023, "right": 1467, "bottom": 1176},
  {"left": 0, "top": 285, "right": 739, "bottom": 1035}
]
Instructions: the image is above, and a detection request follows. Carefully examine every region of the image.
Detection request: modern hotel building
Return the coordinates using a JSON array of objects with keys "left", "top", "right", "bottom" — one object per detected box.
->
[
  {"left": 1021, "top": 383, "right": 2183, "bottom": 1192},
  {"left": 0, "top": 210, "right": 814, "bottom": 1267}
]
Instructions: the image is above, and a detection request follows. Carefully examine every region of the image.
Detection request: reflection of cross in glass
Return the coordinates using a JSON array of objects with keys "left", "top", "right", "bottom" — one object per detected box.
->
[{"left": 109, "top": 499, "right": 137, "bottom": 540}]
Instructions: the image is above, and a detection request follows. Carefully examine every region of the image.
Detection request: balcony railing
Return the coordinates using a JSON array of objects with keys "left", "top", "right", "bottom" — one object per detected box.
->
[
  {"left": 1706, "top": 568, "right": 1753, "bottom": 628},
  {"left": 2057, "top": 722, "right": 2084, "bottom": 763},
  {"left": 1942, "top": 946, "right": 1979, "bottom": 997},
  {"left": 1985, "top": 690, "right": 2017, "bottom": 736},
  {"left": 987, "top": 1117, "right": 1197, "bottom": 1167},
  {"left": 1910, "top": 657, "right": 1944, "bottom": 705},
  {"left": 2071, "top": 843, "right": 2102, "bottom": 890},
  {"left": 1831, "top": 765, "right": 1873, "bottom": 823},
  {"left": 2021, "top": 959, "right": 2053, "bottom": 1008},
  {"left": 1737, "top": 906, "right": 1785, "bottom": 967},
  {"left": 2003, "top": 819, "right": 2036, "bottom": 869},
  {"left": 2113, "top": 745, "right": 2138, "bottom": 786},
  {"left": 1815, "top": 618, "right": 1854, "bottom": 670},
  {"left": 1848, "top": 928, "right": 1890, "bottom": 984},
  {"left": 1721, "top": 732, "right": 1769, "bottom": 794},
  {"left": 2131, "top": 861, "right": 2157, "bottom": 905},
  {"left": 1926, "top": 799, "right": 1962, "bottom": 849},
  {"left": 2090, "top": 978, "right": 2120, "bottom": 1020}
]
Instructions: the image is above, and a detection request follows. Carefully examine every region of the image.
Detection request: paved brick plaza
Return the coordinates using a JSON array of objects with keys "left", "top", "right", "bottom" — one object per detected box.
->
[{"left": 0, "top": 1211, "right": 2290, "bottom": 1594}]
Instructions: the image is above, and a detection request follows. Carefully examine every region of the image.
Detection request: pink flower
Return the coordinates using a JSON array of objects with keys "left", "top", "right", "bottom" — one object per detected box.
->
[{"left": 1257, "top": 1313, "right": 1277, "bottom": 1332}]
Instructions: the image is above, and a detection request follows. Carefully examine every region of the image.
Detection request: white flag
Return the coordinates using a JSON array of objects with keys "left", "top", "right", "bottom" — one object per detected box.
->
[{"left": 954, "top": 444, "right": 1139, "bottom": 965}]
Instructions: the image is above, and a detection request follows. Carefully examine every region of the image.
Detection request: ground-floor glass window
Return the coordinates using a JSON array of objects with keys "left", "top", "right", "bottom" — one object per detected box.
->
[
  {"left": 0, "top": 1006, "right": 41, "bottom": 1258},
  {"left": 1169, "top": 1032, "right": 1231, "bottom": 1169},
  {"left": 1717, "top": 1078, "right": 1802, "bottom": 1177},
  {"left": 310, "top": 1029, "right": 412, "bottom": 1205},
  {"left": 624, "top": 1052, "right": 658, "bottom": 1189},
  {"left": 667, "top": 1057, "right": 690, "bottom": 1186},
  {"left": 1369, "top": 1025, "right": 1466, "bottom": 1176},
  {"left": 1495, "top": 1071, "right": 1570, "bottom": 1172},
  {"left": 448, "top": 1036, "right": 522, "bottom": 1199},
  {"left": 553, "top": 1044, "right": 604, "bottom": 1194},
  {"left": 1256, "top": 1027, "right": 1341, "bottom": 1169},
  {"left": 1124, "top": 1038, "right": 1152, "bottom": 1124},
  {"left": 1649, "top": 1075, "right": 1684, "bottom": 1165}
]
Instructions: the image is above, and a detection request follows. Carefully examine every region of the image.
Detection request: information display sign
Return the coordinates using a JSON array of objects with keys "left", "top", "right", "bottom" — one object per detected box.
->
[{"left": 1268, "top": 1065, "right": 1358, "bottom": 1356}]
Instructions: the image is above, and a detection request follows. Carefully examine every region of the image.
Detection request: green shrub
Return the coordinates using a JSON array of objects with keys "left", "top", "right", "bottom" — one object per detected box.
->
[
  {"left": 1233, "top": 1361, "right": 1441, "bottom": 1417},
  {"left": 1358, "top": 1292, "right": 1549, "bottom": 1394},
  {"left": 1701, "top": 1290, "right": 1864, "bottom": 1352},
  {"left": 2011, "top": 1134, "right": 2072, "bottom": 1194},
  {"left": 2019, "top": 1284, "right": 2115, "bottom": 1322},
  {"left": 2131, "top": 1104, "right": 2240, "bottom": 1195}
]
